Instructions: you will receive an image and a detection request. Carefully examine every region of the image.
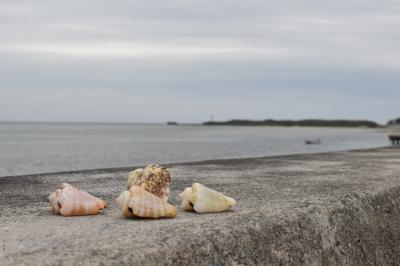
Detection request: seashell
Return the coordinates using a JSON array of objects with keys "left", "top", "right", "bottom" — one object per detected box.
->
[
  {"left": 114, "top": 185, "right": 176, "bottom": 219},
  {"left": 179, "top": 183, "right": 236, "bottom": 214},
  {"left": 127, "top": 164, "right": 171, "bottom": 202},
  {"left": 48, "top": 183, "right": 107, "bottom": 216}
]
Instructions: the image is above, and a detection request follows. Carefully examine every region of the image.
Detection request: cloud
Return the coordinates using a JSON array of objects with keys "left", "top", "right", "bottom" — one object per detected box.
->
[{"left": 0, "top": 0, "right": 399, "bottom": 123}]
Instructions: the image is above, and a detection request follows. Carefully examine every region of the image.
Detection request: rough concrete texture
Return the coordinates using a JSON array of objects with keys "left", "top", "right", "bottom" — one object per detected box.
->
[{"left": 1, "top": 147, "right": 400, "bottom": 265}]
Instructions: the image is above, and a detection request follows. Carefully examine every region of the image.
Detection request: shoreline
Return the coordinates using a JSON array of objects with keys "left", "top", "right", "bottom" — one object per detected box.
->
[
  {"left": 2, "top": 146, "right": 400, "bottom": 265},
  {"left": 0, "top": 145, "right": 390, "bottom": 179}
]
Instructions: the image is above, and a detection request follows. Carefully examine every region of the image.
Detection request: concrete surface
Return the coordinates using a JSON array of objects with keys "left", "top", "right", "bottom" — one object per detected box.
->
[{"left": 1, "top": 147, "right": 400, "bottom": 265}]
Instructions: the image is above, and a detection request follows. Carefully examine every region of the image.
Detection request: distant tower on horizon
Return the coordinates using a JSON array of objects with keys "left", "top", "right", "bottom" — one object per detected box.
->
[{"left": 210, "top": 115, "right": 214, "bottom": 121}]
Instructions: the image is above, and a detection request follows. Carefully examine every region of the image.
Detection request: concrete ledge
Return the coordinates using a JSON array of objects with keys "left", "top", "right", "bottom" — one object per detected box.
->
[{"left": 1, "top": 147, "right": 400, "bottom": 265}]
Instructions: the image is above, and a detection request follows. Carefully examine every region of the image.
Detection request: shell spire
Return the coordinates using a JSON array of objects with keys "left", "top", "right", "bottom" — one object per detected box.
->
[{"left": 48, "top": 183, "right": 107, "bottom": 216}]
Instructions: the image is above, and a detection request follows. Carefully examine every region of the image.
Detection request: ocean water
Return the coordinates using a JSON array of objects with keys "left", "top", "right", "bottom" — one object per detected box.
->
[{"left": 0, "top": 122, "right": 389, "bottom": 177}]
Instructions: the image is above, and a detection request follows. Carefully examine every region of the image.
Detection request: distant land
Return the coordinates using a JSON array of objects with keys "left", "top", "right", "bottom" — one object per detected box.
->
[
  {"left": 202, "top": 119, "right": 382, "bottom": 128},
  {"left": 388, "top": 117, "right": 400, "bottom": 125}
]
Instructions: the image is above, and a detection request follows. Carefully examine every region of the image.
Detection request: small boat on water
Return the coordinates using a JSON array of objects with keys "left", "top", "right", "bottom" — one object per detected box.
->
[{"left": 305, "top": 139, "right": 321, "bottom": 145}]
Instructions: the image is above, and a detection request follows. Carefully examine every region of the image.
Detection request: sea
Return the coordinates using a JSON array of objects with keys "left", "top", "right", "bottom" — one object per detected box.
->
[{"left": 0, "top": 122, "right": 390, "bottom": 177}]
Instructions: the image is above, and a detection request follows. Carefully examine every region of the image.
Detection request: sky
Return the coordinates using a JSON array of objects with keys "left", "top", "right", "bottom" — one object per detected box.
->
[{"left": 0, "top": 0, "right": 399, "bottom": 124}]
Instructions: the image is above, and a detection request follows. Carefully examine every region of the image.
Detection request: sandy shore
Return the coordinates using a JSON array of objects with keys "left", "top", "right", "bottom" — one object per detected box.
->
[{"left": 1, "top": 147, "right": 400, "bottom": 265}]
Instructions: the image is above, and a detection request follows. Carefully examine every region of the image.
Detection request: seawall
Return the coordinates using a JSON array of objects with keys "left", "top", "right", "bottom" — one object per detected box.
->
[{"left": 1, "top": 147, "right": 400, "bottom": 265}]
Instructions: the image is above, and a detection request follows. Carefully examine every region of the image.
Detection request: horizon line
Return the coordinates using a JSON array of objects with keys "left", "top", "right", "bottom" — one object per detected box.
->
[{"left": 0, "top": 117, "right": 393, "bottom": 125}]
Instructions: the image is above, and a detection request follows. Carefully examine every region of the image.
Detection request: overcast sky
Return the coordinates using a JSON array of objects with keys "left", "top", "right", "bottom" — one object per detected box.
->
[{"left": 0, "top": 0, "right": 399, "bottom": 123}]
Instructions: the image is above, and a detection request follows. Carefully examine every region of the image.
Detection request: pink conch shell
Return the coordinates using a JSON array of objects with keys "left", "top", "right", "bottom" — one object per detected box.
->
[
  {"left": 49, "top": 183, "right": 107, "bottom": 216},
  {"left": 114, "top": 186, "right": 176, "bottom": 219}
]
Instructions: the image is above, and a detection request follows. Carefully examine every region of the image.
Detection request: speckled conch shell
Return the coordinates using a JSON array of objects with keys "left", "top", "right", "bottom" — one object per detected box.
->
[
  {"left": 179, "top": 183, "right": 237, "bottom": 214},
  {"left": 49, "top": 183, "right": 107, "bottom": 216},
  {"left": 115, "top": 185, "right": 176, "bottom": 218},
  {"left": 127, "top": 164, "right": 170, "bottom": 202}
]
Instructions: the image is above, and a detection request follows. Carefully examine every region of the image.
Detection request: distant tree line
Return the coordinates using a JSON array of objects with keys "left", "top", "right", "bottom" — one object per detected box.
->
[
  {"left": 388, "top": 118, "right": 400, "bottom": 126},
  {"left": 203, "top": 119, "right": 382, "bottom": 128}
]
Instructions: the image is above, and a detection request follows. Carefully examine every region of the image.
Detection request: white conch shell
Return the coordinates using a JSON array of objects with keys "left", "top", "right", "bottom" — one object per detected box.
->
[
  {"left": 115, "top": 186, "right": 176, "bottom": 219},
  {"left": 127, "top": 164, "right": 170, "bottom": 202},
  {"left": 179, "top": 183, "right": 237, "bottom": 214},
  {"left": 48, "top": 183, "right": 107, "bottom": 216}
]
